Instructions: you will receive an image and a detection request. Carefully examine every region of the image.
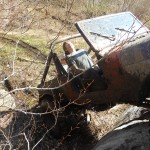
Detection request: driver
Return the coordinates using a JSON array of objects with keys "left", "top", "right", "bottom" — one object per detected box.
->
[
  {"left": 62, "top": 41, "right": 94, "bottom": 74},
  {"left": 62, "top": 41, "right": 107, "bottom": 91}
]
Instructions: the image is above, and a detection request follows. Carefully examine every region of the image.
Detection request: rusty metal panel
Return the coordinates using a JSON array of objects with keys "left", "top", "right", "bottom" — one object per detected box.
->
[
  {"left": 75, "top": 12, "right": 149, "bottom": 56},
  {"left": 120, "top": 34, "right": 150, "bottom": 81}
]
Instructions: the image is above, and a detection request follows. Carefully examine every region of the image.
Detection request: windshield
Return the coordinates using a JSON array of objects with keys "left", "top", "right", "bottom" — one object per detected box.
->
[{"left": 75, "top": 12, "right": 149, "bottom": 55}]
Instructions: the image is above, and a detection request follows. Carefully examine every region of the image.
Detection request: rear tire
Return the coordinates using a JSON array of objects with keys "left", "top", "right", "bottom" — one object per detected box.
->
[{"left": 39, "top": 94, "right": 54, "bottom": 110}]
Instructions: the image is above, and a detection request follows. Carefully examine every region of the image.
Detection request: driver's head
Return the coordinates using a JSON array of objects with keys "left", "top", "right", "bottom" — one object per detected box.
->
[{"left": 63, "top": 42, "right": 76, "bottom": 55}]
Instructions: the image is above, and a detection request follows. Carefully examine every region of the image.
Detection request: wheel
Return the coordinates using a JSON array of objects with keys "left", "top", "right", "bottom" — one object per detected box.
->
[{"left": 39, "top": 94, "right": 54, "bottom": 110}]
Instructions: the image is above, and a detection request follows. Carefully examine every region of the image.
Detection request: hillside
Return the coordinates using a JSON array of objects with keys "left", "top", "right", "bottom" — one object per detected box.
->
[{"left": 0, "top": 0, "right": 150, "bottom": 149}]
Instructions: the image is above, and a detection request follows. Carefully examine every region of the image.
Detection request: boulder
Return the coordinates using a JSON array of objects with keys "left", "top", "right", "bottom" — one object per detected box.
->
[{"left": 0, "top": 89, "right": 16, "bottom": 111}]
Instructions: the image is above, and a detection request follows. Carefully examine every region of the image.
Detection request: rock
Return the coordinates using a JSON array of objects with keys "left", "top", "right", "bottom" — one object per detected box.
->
[
  {"left": 114, "top": 105, "right": 149, "bottom": 127},
  {"left": 0, "top": 112, "right": 13, "bottom": 128},
  {"left": 0, "top": 89, "right": 16, "bottom": 111}
]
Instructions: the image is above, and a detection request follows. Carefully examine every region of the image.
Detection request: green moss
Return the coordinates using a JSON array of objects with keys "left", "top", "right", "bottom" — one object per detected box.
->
[
  {"left": 21, "top": 35, "right": 49, "bottom": 53},
  {"left": 26, "top": 97, "right": 38, "bottom": 109}
]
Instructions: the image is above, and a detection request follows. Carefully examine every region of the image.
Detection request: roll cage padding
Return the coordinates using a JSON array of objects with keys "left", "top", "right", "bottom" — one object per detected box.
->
[
  {"left": 41, "top": 52, "right": 68, "bottom": 84},
  {"left": 53, "top": 53, "right": 68, "bottom": 76}
]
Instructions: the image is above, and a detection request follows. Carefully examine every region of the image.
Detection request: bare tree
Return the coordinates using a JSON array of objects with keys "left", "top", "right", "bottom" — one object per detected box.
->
[{"left": 0, "top": 0, "right": 150, "bottom": 149}]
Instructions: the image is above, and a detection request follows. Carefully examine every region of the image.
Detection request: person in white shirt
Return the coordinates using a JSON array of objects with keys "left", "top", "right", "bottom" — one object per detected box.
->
[
  {"left": 62, "top": 41, "right": 94, "bottom": 73},
  {"left": 62, "top": 41, "right": 108, "bottom": 91}
]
